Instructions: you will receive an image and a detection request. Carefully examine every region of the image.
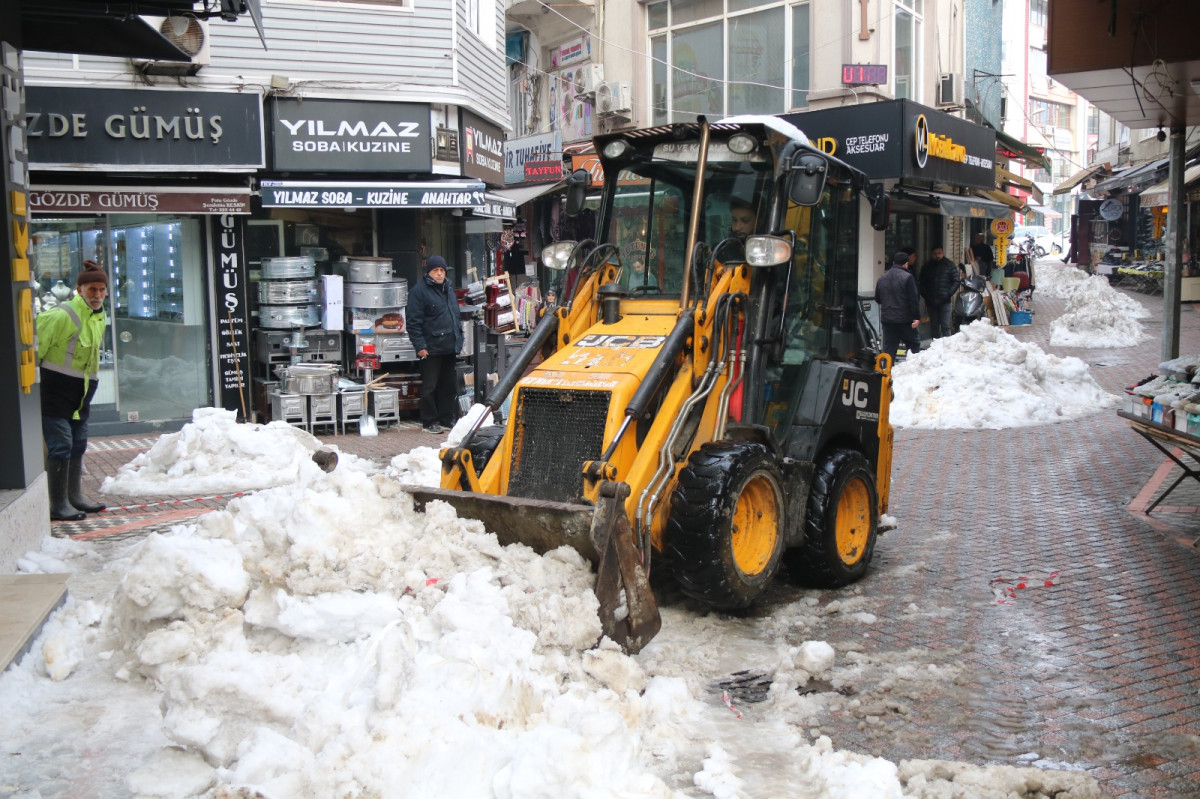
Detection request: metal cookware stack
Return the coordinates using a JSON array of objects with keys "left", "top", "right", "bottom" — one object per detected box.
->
[
  {"left": 343, "top": 256, "right": 415, "bottom": 363},
  {"left": 258, "top": 256, "right": 320, "bottom": 329}
]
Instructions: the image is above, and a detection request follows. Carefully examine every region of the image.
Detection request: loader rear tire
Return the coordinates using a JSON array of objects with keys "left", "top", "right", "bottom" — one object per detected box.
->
[
  {"left": 466, "top": 425, "right": 507, "bottom": 475},
  {"left": 665, "top": 442, "right": 785, "bottom": 609},
  {"left": 786, "top": 448, "right": 877, "bottom": 588}
]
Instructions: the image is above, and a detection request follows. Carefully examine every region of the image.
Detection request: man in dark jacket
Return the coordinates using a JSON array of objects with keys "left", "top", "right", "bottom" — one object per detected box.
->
[
  {"left": 406, "top": 255, "right": 464, "bottom": 433},
  {"left": 918, "top": 246, "right": 959, "bottom": 339},
  {"left": 875, "top": 251, "right": 921, "bottom": 359}
]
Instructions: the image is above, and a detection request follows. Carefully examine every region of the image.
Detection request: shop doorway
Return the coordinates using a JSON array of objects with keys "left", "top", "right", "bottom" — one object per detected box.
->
[{"left": 30, "top": 214, "right": 211, "bottom": 424}]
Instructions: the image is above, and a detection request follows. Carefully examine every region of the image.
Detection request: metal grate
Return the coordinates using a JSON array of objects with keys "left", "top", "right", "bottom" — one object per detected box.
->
[{"left": 508, "top": 387, "right": 611, "bottom": 502}]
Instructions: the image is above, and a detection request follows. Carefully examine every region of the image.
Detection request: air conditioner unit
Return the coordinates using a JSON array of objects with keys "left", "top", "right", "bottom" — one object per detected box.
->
[
  {"left": 595, "top": 82, "right": 632, "bottom": 118},
  {"left": 936, "top": 73, "right": 961, "bottom": 107},
  {"left": 134, "top": 16, "right": 210, "bottom": 76},
  {"left": 572, "top": 64, "right": 605, "bottom": 98}
]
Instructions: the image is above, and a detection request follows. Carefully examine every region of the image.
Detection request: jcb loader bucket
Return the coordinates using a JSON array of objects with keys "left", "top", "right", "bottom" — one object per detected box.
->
[{"left": 402, "top": 482, "right": 661, "bottom": 654}]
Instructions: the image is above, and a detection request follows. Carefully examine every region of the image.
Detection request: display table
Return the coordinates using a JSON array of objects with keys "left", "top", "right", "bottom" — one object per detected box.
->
[{"left": 1119, "top": 410, "right": 1200, "bottom": 513}]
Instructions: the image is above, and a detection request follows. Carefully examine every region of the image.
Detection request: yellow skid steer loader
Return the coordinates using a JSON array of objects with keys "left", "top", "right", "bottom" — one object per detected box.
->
[{"left": 405, "top": 117, "right": 896, "bottom": 653}]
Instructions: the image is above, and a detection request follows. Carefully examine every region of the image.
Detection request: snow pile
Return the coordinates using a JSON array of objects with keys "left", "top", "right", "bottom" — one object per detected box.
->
[
  {"left": 1031, "top": 262, "right": 1149, "bottom": 348},
  {"left": 891, "top": 321, "right": 1117, "bottom": 429},
  {"left": 100, "top": 407, "right": 371, "bottom": 496},
  {"left": 1046, "top": 276, "right": 1149, "bottom": 348},
  {"left": 5, "top": 405, "right": 1107, "bottom": 797}
]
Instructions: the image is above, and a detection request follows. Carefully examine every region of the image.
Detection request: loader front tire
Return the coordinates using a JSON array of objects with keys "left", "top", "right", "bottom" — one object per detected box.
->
[
  {"left": 466, "top": 425, "right": 507, "bottom": 475},
  {"left": 665, "top": 442, "right": 785, "bottom": 609},
  {"left": 786, "top": 448, "right": 877, "bottom": 588}
]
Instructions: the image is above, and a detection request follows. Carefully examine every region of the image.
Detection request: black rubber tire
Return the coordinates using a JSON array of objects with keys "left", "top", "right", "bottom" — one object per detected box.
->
[
  {"left": 664, "top": 442, "right": 785, "bottom": 610},
  {"left": 1034, "top": 246, "right": 1047, "bottom": 259},
  {"left": 466, "top": 425, "right": 507, "bottom": 474},
  {"left": 785, "top": 448, "right": 878, "bottom": 589}
]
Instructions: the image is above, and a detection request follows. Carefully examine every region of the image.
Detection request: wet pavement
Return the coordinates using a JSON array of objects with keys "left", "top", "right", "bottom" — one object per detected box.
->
[{"left": 60, "top": 268, "right": 1200, "bottom": 797}]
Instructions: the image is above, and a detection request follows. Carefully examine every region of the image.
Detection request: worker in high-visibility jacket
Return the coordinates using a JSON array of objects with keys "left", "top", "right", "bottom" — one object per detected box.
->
[{"left": 37, "top": 260, "right": 109, "bottom": 521}]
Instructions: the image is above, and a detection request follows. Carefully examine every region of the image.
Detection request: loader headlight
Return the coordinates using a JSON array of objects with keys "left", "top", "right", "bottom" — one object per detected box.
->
[
  {"left": 542, "top": 241, "right": 577, "bottom": 270},
  {"left": 745, "top": 235, "right": 792, "bottom": 267}
]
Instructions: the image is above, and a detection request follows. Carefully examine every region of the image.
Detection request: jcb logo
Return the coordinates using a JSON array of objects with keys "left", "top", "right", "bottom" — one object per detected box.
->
[{"left": 841, "top": 379, "right": 869, "bottom": 408}]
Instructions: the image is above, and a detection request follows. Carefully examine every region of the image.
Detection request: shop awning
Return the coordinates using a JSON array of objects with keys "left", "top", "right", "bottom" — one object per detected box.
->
[
  {"left": 973, "top": 188, "right": 1027, "bottom": 214},
  {"left": 29, "top": 185, "right": 252, "bottom": 215},
  {"left": 491, "top": 181, "right": 567, "bottom": 206},
  {"left": 1138, "top": 164, "right": 1200, "bottom": 206},
  {"left": 1026, "top": 202, "right": 1063, "bottom": 220},
  {"left": 994, "top": 129, "right": 1051, "bottom": 172},
  {"left": 259, "top": 180, "right": 486, "bottom": 209},
  {"left": 997, "top": 166, "right": 1043, "bottom": 204},
  {"left": 892, "top": 189, "right": 1012, "bottom": 219},
  {"left": 1053, "top": 164, "right": 1108, "bottom": 195},
  {"left": 1091, "top": 157, "right": 1171, "bottom": 194}
]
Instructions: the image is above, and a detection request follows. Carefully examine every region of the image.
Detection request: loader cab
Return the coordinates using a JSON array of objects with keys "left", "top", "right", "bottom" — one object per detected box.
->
[
  {"left": 757, "top": 166, "right": 868, "bottom": 439},
  {"left": 595, "top": 132, "right": 774, "bottom": 297}
]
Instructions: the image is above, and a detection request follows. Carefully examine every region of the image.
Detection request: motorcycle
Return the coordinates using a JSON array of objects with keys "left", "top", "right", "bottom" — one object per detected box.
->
[{"left": 951, "top": 273, "right": 987, "bottom": 333}]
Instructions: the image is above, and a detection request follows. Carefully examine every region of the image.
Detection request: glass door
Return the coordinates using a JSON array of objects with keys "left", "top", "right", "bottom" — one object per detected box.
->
[
  {"left": 108, "top": 215, "right": 209, "bottom": 422},
  {"left": 30, "top": 214, "right": 212, "bottom": 424}
]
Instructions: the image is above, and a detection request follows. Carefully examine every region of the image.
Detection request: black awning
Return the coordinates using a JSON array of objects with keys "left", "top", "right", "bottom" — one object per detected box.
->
[
  {"left": 994, "top": 128, "right": 1051, "bottom": 172},
  {"left": 1091, "top": 158, "right": 1170, "bottom": 194}
]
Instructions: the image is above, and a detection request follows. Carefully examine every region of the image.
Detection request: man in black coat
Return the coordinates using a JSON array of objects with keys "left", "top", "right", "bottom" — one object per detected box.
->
[
  {"left": 918, "top": 246, "right": 959, "bottom": 339},
  {"left": 406, "top": 255, "right": 464, "bottom": 433},
  {"left": 875, "top": 251, "right": 921, "bottom": 358}
]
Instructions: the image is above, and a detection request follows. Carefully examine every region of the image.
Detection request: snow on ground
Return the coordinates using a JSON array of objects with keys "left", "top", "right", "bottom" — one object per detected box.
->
[
  {"left": 890, "top": 320, "right": 1117, "bottom": 430},
  {"left": 4, "top": 414, "right": 1103, "bottom": 798},
  {"left": 1030, "top": 261, "right": 1150, "bottom": 348}
]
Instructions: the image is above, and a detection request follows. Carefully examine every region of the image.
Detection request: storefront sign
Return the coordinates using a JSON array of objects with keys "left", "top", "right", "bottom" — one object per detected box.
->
[
  {"left": 260, "top": 180, "right": 486, "bottom": 209},
  {"left": 461, "top": 110, "right": 505, "bottom": 186},
  {"left": 551, "top": 34, "right": 591, "bottom": 68},
  {"left": 505, "top": 131, "right": 561, "bottom": 184},
  {"left": 270, "top": 98, "right": 431, "bottom": 172},
  {"left": 210, "top": 213, "right": 251, "bottom": 420},
  {"left": 475, "top": 194, "right": 517, "bottom": 220},
  {"left": 29, "top": 187, "right": 250, "bottom": 214},
  {"left": 784, "top": 100, "right": 996, "bottom": 190},
  {"left": 25, "top": 86, "right": 264, "bottom": 171},
  {"left": 524, "top": 160, "right": 563, "bottom": 182}
]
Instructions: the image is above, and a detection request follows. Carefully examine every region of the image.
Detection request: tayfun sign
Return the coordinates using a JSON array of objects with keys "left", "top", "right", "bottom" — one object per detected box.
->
[
  {"left": 504, "top": 131, "right": 561, "bottom": 184},
  {"left": 271, "top": 98, "right": 431, "bottom": 173}
]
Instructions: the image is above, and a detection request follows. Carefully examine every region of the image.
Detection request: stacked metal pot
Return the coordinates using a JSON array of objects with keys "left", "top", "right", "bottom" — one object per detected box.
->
[
  {"left": 343, "top": 256, "right": 415, "bottom": 363},
  {"left": 258, "top": 256, "right": 320, "bottom": 329}
]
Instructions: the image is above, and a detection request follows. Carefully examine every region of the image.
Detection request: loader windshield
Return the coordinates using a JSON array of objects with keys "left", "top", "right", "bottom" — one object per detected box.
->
[{"left": 605, "top": 142, "right": 772, "bottom": 296}]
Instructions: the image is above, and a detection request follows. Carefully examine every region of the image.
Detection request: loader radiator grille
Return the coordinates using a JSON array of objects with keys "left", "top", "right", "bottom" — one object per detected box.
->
[{"left": 508, "top": 387, "right": 611, "bottom": 502}]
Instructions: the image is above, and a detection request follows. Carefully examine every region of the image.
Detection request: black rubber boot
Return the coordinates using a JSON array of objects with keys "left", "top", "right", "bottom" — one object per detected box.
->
[
  {"left": 68, "top": 456, "right": 106, "bottom": 514},
  {"left": 48, "top": 460, "right": 86, "bottom": 521}
]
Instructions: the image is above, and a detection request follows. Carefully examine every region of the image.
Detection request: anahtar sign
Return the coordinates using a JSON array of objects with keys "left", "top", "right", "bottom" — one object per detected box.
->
[{"left": 260, "top": 181, "right": 486, "bottom": 209}]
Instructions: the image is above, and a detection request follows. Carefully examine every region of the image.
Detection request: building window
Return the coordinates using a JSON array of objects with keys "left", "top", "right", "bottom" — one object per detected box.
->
[
  {"left": 1030, "top": 0, "right": 1047, "bottom": 28},
  {"left": 1030, "top": 98, "right": 1072, "bottom": 130},
  {"left": 894, "top": 0, "right": 922, "bottom": 101},
  {"left": 648, "top": 0, "right": 810, "bottom": 122}
]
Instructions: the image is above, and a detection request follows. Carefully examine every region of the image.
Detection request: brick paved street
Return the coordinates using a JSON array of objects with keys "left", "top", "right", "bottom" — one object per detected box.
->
[{"left": 62, "top": 270, "right": 1200, "bottom": 797}]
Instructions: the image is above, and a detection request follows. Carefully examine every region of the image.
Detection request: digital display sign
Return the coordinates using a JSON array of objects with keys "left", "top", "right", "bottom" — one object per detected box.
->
[{"left": 842, "top": 64, "right": 888, "bottom": 85}]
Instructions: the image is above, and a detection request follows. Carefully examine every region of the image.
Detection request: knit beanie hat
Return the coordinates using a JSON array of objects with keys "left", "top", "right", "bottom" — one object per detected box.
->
[
  {"left": 892, "top": 251, "right": 910, "bottom": 267},
  {"left": 425, "top": 255, "right": 448, "bottom": 273},
  {"left": 76, "top": 260, "right": 109, "bottom": 287}
]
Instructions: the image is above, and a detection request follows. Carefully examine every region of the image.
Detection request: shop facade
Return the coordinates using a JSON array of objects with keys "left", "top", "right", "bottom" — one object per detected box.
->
[
  {"left": 784, "top": 99, "right": 1012, "bottom": 269},
  {"left": 25, "top": 85, "right": 262, "bottom": 433}
]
